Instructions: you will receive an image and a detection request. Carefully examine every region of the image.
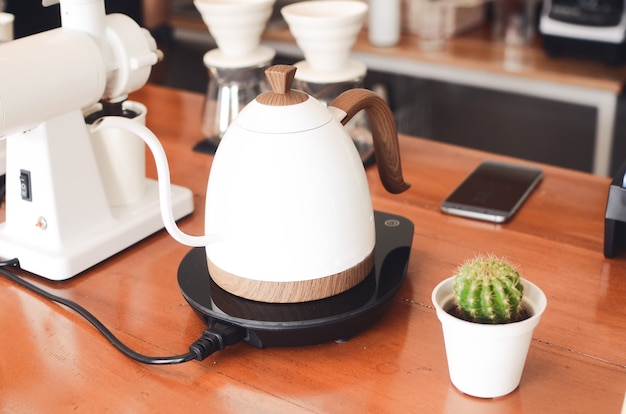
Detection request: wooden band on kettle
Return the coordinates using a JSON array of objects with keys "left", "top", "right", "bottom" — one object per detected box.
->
[{"left": 207, "top": 250, "right": 375, "bottom": 303}]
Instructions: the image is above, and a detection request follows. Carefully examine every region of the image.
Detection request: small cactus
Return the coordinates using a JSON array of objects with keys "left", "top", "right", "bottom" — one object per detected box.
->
[{"left": 452, "top": 255, "right": 524, "bottom": 324}]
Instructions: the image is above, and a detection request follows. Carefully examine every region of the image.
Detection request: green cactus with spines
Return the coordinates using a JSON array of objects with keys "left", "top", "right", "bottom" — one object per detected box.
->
[{"left": 452, "top": 255, "right": 524, "bottom": 324}]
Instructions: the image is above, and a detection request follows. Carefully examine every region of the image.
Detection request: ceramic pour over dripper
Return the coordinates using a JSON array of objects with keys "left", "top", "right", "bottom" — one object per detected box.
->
[
  {"left": 194, "top": 0, "right": 276, "bottom": 150},
  {"left": 194, "top": 0, "right": 275, "bottom": 66},
  {"left": 281, "top": 0, "right": 368, "bottom": 83},
  {"left": 282, "top": 1, "right": 373, "bottom": 164}
]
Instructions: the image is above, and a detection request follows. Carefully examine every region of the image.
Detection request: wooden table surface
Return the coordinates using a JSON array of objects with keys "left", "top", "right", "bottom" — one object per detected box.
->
[{"left": 1, "top": 85, "right": 625, "bottom": 413}]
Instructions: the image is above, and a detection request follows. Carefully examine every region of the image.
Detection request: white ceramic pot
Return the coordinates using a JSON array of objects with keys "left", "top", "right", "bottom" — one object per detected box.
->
[{"left": 432, "top": 276, "right": 547, "bottom": 398}]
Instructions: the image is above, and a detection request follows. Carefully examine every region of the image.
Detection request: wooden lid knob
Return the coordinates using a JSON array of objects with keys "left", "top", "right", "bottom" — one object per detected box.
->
[{"left": 256, "top": 65, "right": 308, "bottom": 106}]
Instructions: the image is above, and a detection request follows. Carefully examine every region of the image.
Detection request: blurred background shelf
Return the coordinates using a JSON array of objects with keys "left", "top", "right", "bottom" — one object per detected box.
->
[{"left": 165, "top": 0, "right": 626, "bottom": 176}]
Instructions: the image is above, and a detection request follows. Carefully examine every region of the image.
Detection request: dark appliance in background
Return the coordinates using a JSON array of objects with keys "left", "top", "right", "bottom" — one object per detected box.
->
[
  {"left": 539, "top": 0, "right": 626, "bottom": 65},
  {"left": 604, "top": 161, "right": 626, "bottom": 258}
]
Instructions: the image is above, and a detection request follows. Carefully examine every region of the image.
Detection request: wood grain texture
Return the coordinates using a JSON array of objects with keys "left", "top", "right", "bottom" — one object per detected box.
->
[
  {"left": 256, "top": 64, "right": 308, "bottom": 106},
  {"left": 0, "top": 85, "right": 624, "bottom": 413},
  {"left": 208, "top": 250, "right": 375, "bottom": 303},
  {"left": 331, "top": 88, "right": 410, "bottom": 194}
]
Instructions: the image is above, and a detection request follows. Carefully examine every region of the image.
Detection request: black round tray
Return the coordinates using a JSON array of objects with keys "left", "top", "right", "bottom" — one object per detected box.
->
[{"left": 177, "top": 211, "right": 413, "bottom": 348}]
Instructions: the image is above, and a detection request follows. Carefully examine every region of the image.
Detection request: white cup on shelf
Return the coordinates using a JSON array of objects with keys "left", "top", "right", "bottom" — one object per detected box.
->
[{"left": 0, "top": 12, "right": 14, "bottom": 44}]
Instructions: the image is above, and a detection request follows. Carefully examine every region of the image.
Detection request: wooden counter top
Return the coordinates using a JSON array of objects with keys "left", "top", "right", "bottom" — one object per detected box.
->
[{"left": 1, "top": 85, "right": 624, "bottom": 412}]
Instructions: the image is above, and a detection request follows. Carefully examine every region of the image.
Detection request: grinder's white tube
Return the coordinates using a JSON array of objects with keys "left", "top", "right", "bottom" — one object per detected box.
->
[{"left": 0, "top": 28, "right": 106, "bottom": 137}]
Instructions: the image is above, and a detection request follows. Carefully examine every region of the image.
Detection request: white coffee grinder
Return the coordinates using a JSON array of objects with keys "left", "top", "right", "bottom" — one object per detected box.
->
[
  {"left": 281, "top": 0, "right": 374, "bottom": 165},
  {"left": 0, "top": 0, "right": 193, "bottom": 280},
  {"left": 193, "top": 0, "right": 276, "bottom": 153}
]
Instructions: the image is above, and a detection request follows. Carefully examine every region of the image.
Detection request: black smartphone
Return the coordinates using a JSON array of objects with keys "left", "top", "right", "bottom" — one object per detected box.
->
[{"left": 440, "top": 160, "right": 543, "bottom": 223}]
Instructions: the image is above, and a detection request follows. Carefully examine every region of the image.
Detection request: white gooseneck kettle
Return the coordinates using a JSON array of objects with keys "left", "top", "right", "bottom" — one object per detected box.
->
[{"left": 95, "top": 64, "right": 409, "bottom": 303}]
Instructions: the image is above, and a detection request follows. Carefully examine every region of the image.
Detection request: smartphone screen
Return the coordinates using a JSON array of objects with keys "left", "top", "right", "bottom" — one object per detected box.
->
[{"left": 440, "top": 161, "right": 543, "bottom": 223}]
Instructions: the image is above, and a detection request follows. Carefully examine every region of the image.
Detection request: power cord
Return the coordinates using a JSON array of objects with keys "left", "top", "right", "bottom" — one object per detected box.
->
[{"left": 0, "top": 259, "right": 245, "bottom": 365}]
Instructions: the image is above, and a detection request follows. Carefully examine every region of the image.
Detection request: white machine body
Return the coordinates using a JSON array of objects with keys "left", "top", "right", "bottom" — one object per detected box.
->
[{"left": 0, "top": 0, "right": 193, "bottom": 280}]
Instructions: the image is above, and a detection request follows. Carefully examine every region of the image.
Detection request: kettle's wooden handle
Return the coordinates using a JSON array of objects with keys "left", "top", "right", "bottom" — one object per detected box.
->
[{"left": 330, "top": 89, "right": 410, "bottom": 194}]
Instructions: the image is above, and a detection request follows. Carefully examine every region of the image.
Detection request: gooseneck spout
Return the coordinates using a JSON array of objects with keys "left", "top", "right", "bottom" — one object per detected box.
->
[
  {"left": 91, "top": 116, "right": 218, "bottom": 247},
  {"left": 330, "top": 89, "right": 410, "bottom": 194}
]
